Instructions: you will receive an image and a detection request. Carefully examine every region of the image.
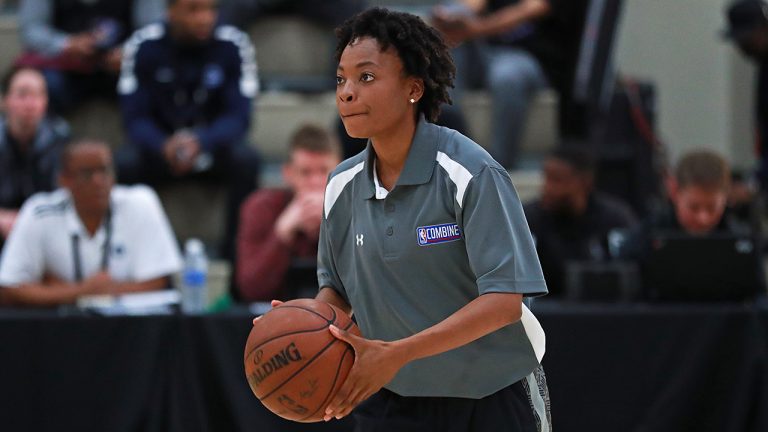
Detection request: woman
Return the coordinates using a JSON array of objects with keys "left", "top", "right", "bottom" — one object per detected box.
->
[{"left": 290, "top": 7, "right": 549, "bottom": 431}]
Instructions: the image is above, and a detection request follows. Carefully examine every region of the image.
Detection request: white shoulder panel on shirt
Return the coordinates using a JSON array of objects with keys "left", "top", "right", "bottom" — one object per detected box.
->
[
  {"left": 436, "top": 151, "right": 473, "bottom": 208},
  {"left": 324, "top": 161, "right": 365, "bottom": 219}
]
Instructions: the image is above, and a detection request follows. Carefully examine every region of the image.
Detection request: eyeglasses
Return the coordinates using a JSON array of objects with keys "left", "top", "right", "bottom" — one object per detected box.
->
[{"left": 65, "top": 166, "right": 115, "bottom": 182}]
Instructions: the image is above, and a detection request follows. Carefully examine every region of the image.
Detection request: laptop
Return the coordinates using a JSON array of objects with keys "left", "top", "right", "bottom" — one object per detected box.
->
[{"left": 643, "top": 231, "right": 763, "bottom": 302}]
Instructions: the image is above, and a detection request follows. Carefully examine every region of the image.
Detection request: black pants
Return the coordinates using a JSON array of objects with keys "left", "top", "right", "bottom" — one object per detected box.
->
[{"left": 353, "top": 365, "right": 551, "bottom": 432}]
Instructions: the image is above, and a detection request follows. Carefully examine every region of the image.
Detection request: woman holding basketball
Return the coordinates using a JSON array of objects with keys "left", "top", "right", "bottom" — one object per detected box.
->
[{"left": 312, "top": 7, "right": 550, "bottom": 431}]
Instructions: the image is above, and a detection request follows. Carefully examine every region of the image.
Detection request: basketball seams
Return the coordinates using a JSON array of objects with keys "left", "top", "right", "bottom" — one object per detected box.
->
[
  {"left": 278, "top": 304, "right": 338, "bottom": 324},
  {"left": 299, "top": 345, "right": 355, "bottom": 422},
  {"left": 258, "top": 319, "right": 357, "bottom": 402},
  {"left": 244, "top": 299, "right": 360, "bottom": 422},
  {"left": 244, "top": 304, "right": 341, "bottom": 360},
  {"left": 245, "top": 326, "right": 330, "bottom": 361}
]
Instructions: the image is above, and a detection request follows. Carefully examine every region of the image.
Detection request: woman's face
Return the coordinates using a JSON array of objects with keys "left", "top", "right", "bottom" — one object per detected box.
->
[{"left": 336, "top": 37, "right": 419, "bottom": 140}]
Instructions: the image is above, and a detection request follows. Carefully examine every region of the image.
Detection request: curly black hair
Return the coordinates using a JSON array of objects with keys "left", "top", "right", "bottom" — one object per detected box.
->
[{"left": 334, "top": 7, "right": 455, "bottom": 123}]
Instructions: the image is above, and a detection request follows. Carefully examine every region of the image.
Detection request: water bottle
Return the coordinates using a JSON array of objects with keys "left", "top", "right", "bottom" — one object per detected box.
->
[{"left": 181, "top": 238, "right": 208, "bottom": 314}]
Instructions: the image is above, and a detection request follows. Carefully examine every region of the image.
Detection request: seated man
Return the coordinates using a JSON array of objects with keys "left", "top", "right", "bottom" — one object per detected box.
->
[
  {"left": 0, "top": 139, "right": 182, "bottom": 307},
  {"left": 117, "top": 0, "right": 261, "bottom": 260},
  {"left": 0, "top": 67, "right": 70, "bottom": 248},
  {"left": 620, "top": 150, "right": 762, "bottom": 299},
  {"left": 524, "top": 145, "right": 637, "bottom": 297},
  {"left": 16, "top": 0, "right": 164, "bottom": 113},
  {"left": 432, "top": 0, "right": 589, "bottom": 168},
  {"left": 236, "top": 124, "right": 341, "bottom": 302}
]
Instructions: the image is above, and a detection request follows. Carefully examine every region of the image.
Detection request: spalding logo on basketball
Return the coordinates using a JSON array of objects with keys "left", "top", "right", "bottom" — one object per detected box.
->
[{"left": 243, "top": 299, "right": 360, "bottom": 423}]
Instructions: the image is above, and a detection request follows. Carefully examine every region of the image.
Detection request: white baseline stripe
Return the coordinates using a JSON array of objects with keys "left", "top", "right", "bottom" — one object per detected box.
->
[
  {"left": 436, "top": 151, "right": 473, "bottom": 208},
  {"left": 324, "top": 162, "right": 365, "bottom": 218}
]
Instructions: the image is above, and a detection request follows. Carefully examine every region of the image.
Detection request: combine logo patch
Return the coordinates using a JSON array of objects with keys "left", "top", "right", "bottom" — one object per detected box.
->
[{"left": 417, "top": 223, "right": 462, "bottom": 246}]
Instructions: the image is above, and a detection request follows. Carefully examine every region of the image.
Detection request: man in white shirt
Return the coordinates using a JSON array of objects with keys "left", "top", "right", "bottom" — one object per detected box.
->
[{"left": 0, "top": 139, "right": 182, "bottom": 306}]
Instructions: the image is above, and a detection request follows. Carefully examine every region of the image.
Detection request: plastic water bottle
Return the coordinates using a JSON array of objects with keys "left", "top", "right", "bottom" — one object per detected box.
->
[{"left": 181, "top": 238, "right": 208, "bottom": 314}]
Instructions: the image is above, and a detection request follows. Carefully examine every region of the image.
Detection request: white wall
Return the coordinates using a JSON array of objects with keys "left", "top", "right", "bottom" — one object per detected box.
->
[{"left": 615, "top": 0, "right": 756, "bottom": 171}]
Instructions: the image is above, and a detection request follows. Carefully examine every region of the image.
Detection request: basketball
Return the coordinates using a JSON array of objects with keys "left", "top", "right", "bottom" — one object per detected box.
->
[{"left": 243, "top": 299, "right": 359, "bottom": 422}]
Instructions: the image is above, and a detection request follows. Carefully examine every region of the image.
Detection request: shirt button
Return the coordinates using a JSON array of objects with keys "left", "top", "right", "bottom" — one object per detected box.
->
[
  {"left": 385, "top": 203, "right": 395, "bottom": 212},
  {"left": 386, "top": 227, "right": 393, "bottom": 236}
]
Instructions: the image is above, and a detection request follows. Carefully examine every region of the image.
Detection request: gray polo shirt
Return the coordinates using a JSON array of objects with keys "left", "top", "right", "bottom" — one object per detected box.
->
[{"left": 318, "top": 118, "right": 547, "bottom": 398}]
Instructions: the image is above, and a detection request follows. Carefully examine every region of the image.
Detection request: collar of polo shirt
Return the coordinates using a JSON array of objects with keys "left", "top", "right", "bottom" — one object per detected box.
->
[{"left": 361, "top": 116, "right": 440, "bottom": 200}]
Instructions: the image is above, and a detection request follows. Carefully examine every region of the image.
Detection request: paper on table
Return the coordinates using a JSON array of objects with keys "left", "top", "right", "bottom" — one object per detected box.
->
[{"left": 77, "top": 290, "right": 180, "bottom": 315}]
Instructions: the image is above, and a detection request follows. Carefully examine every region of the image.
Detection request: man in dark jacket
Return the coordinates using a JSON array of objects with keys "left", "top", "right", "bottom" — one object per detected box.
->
[
  {"left": 524, "top": 145, "right": 637, "bottom": 297},
  {"left": 116, "top": 0, "right": 260, "bottom": 259}
]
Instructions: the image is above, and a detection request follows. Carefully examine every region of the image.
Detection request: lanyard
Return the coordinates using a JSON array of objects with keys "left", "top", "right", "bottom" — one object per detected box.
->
[{"left": 70, "top": 209, "right": 112, "bottom": 282}]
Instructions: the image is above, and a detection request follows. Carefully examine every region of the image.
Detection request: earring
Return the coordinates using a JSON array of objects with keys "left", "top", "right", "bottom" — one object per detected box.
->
[{"left": 409, "top": 98, "right": 415, "bottom": 104}]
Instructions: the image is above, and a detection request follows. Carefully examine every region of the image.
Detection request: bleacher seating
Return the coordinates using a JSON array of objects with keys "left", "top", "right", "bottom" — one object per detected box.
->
[{"left": 0, "top": 11, "right": 553, "bottom": 249}]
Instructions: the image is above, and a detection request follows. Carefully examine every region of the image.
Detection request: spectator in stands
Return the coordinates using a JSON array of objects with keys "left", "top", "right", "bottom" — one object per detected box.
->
[
  {"left": 723, "top": 1, "right": 768, "bottom": 194},
  {"left": 236, "top": 124, "right": 341, "bottom": 302},
  {"left": 0, "top": 67, "right": 70, "bottom": 249},
  {"left": 116, "top": 0, "right": 261, "bottom": 260},
  {"left": 524, "top": 145, "right": 637, "bottom": 297},
  {"left": 619, "top": 150, "right": 755, "bottom": 260},
  {"left": 619, "top": 150, "right": 764, "bottom": 300},
  {"left": 621, "top": 150, "right": 748, "bottom": 251},
  {"left": 432, "top": 0, "right": 589, "bottom": 169},
  {"left": 220, "top": 0, "right": 366, "bottom": 29},
  {"left": 16, "top": 0, "right": 164, "bottom": 113},
  {"left": 0, "top": 139, "right": 181, "bottom": 307}
]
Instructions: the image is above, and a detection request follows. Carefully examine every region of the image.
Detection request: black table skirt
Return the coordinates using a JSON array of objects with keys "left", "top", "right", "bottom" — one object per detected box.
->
[{"left": 0, "top": 303, "right": 766, "bottom": 432}]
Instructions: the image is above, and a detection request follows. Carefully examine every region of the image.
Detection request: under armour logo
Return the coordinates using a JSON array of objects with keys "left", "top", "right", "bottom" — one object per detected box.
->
[{"left": 356, "top": 234, "right": 364, "bottom": 246}]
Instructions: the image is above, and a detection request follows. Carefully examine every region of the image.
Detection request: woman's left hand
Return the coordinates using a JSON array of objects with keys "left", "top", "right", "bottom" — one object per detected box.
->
[{"left": 323, "top": 325, "right": 407, "bottom": 421}]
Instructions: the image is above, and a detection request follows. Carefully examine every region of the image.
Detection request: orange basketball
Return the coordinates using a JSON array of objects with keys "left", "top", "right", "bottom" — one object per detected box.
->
[{"left": 243, "top": 299, "right": 359, "bottom": 423}]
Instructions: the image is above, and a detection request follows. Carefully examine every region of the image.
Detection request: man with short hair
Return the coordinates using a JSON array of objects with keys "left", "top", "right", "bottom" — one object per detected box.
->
[
  {"left": 619, "top": 150, "right": 763, "bottom": 299},
  {"left": 524, "top": 145, "right": 637, "bottom": 297},
  {"left": 0, "top": 139, "right": 181, "bottom": 306},
  {"left": 117, "top": 0, "right": 261, "bottom": 260},
  {"left": 623, "top": 150, "right": 742, "bottom": 245},
  {"left": 236, "top": 124, "right": 341, "bottom": 302},
  {"left": 667, "top": 150, "right": 734, "bottom": 235},
  {"left": 0, "top": 67, "right": 70, "bottom": 247}
]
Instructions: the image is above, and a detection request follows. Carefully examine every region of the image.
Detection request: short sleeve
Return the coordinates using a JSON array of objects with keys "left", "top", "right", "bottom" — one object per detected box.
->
[
  {"left": 127, "top": 187, "right": 182, "bottom": 281},
  {"left": 316, "top": 213, "right": 349, "bottom": 303},
  {"left": 0, "top": 200, "right": 46, "bottom": 286},
  {"left": 461, "top": 167, "right": 547, "bottom": 296}
]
